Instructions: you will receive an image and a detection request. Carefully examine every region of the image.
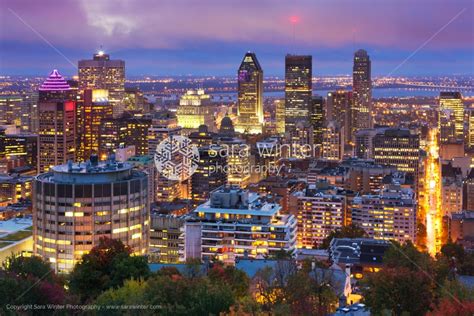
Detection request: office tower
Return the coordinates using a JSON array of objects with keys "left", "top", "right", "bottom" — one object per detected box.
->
[
  {"left": 285, "top": 55, "right": 312, "bottom": 134},
  {"left": 0, "top": 95, "right": 23, "bottom": 128},
  {"left": 0, "top": 174, "right": 32, "bottom": 205},
  {"left": 177, "top": 89, "right": 215, "bottom": 134},
  {"left": 286, "top": 120, "right": 314, "bottom": 158},
  {"left": 37, "top": 69, "right": 76, "bottom": 173},
  {"left": 342, "top": 160, "right": 397, "bottom": 194},
  {"left": 439, "top": 92, "right": 464, "bottom": 143},
  {"left": 351, "top": 184, "right": 416, "bottom": 244},
  {"left": 182, "top": 186, "right": 297, "bottom": 263},
  {"left": 438, "top": 108, "right": 456, "bottom": 144},
  {"left": 191, "top": 146, "right": 227, "bottom": 203},
  {"left": 441, "top": 162, "right": 463, "bottom": 216},
  {"left": 291, "top": 185, "right": 345, "bottom": 248},
  {"left": 99, "top": 114, "right": 151, "bottom": 157},
  {"left": 218, "top": 138, "right": 251, "bottom": 188},
  {"left": 321, "top": 121, "right": 344, "bottom": 161},
  {"left": 147, "top": 112, "right": 181, "bottom": 155},
  {"left": 189, "top": 125, "right": 215, "bottom": 147},
  {"left": 33, "top": 156, "right": 149, "bottom": 272},
  {"left": 124, "top": 87, "right": 150, "bottom": 113},
  {"left": 355, "top": 128, "right": 377, "bottom": 159},
  {"left": 21, "top": 92, "right": 39, "bottom": 133},
  {"left": 373, "top": 128, "right": 420, "bottom": 175},
  {"left": 78, "top": 51, "right": 125, "bottom": 117},
  {"left": 275, "top": 99, "right": 286, "bottom": 135},
  {"left": 78, "top": 89, "right": 113, "bottom": 160},
  {"left": 352, "top": 49, "right": 372, "bottom": 133},
  {"left": 236, "top": 52, "right": 264, "bottom": 134},
  {"left": 0, "top": 127, "right": 38, "bottom": 170},
  {"left": 310, "top": 96, "right": 324, "bottom": 145},
  {"left": 127, "top": 155, "right": 157, "bottom": 204},
  {"left": 327, "top": 90, "right": 352, "bottom": 145},
  {"left": 150, "top": 214, "right": 185, "bottom": 263},
  {"left": 468, "top": 108, "right": 474, "bottom": 150}
]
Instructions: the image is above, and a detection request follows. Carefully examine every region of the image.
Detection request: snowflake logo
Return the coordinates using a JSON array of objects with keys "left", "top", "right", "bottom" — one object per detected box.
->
[{"left": 154, "top": 135, "right": 200, "bottom": 181}]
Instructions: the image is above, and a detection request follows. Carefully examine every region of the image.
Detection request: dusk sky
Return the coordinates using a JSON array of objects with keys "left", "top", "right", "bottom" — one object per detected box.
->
[{"left": 0, "top": 0, "right": 473, "bottom": 77}]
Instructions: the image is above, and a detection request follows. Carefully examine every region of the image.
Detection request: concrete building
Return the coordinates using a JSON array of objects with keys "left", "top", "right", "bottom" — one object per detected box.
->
[
  {"left": 33, "top": 156, "right": 149, "bottom": 272},
  {"left": 351, "top": 184, "right": 416, "bottom": 243},
  {"left": 181, "top": 186, "right": 297, "bottom": 264}
]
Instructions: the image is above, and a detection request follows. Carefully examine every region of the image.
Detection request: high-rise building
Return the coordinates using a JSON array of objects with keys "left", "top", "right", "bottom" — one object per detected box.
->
[
  {"left": 236, "top": 52, "right": 264, "bottom": 134},
  {"left": 439, "top": 92, "right": 464, "bottom": 143},
  {"left": 33, "top": 156, "right": 149, "bottom": 272},
  {"left": 0, "top": 95, "right": 23, "bottom": 128},
  {"left": 467, "top": 108, "right": 474, "bottom": 150},
  {"left": 286, "top": 120, "right": 314, "bottom": 158},
  {"left": 0, "top": 127, "right": 38, "bottom": 170},
  {"left": 177, "top": 89, "right": 215, "bottom": 134},
  {"left": 441, "top": 162, "right": 463, "bottom": 216},
  {"left": 321, "top": 121, "right": 344, "bottom": 161},
  {"left": 182, "top": 186, "right": 297, "bottom": 263},
  {"left": 352, "top": 184, "right": 416, "bottom": 244},
  {"left": 327, "top": 90, "right": 352, "bottom": 146},
  {"left": 275, "top": 99, "right": 286, "bottom": 135},
  {"left": 0, "top": 174, "right": 32, "bottom": 205},
  {"left": 373, "top": 128, "right": 420, "bottom": 175},
  {"left": 78, "top": 89, "right": 113, "bottom": 160},
  {"left": 191, "top": 146, "right": 227, "bottom": 203},
  {"left": 352, "top": 49, "right": 372, "bottom": 133},
  {"left": 37, "top": 70, "right": 76, "bottom": 173},
  {"left": 78, "top": 51, "right": 125, "bottom": 118},
  {"left": 291, "top": 185, "right": 346, "bottom": 248},
  {"left": 150, "top": 214, "right": 185, "bottom": 263},
  {"left": 285, "top": 55, "right": 312, "bottom": 134},
  {"left": 310, "top": 96, "right": 325, "bottom": 146}
]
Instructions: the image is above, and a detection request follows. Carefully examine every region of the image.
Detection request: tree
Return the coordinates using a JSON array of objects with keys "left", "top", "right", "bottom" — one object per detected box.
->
[
  {"left": 320, "top": 224, "right": 367, "bottom": 249},
  {"left": 0, "top": 255, "right": 67, "bottom": 312},
  {"left": 208, "top": 263, "right": 250, "bottom": 298},
  {"left": 144, "top": 274, "right": 234, "bottom": 315},
  {"left": 95, "top": 280, "right": 148, "bottom": 316},
  {"left": 363, "top": 266, "right": 434, "bottom": 315},
  {"left": 69, "top": 237, "right": 150, "bottom": 302}
]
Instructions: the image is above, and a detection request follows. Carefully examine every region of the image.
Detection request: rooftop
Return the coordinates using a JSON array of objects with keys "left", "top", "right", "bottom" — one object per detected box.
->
[{"left": 39, "top": 69, "right": 71, "bottom": 92}]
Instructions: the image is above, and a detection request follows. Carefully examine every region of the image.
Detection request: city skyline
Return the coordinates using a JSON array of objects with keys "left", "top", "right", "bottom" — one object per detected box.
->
[{"left": 0, "top": 0, "right": 473, "bottom": 76}]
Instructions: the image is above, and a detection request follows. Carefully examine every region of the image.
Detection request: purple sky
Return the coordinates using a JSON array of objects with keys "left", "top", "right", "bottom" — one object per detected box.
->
[{"left": 0, "top": 0, "right": 472, "bottom": 76}]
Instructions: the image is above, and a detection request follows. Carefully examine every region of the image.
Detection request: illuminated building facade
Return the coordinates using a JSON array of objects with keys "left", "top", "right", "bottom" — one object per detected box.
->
[
  {"left": 327, "top": 90, "right": 352, "bottom": 145},
  {"left": 292, "top": 187, "right": 345, "bottom": 248},
  {"left": 0, "top": 128, "right": 38, "bottom": 170},
  {"left": 439, "top": 92, "right": 464, "bottom": 143},
  {"left": 310, "top": 96, "right": 324, "bottom": 146},
  {"left": 150, "top": 214, "right": 184, "bottom": 263},
  {"left": 285, "top": 55, "right": 312, "bottom": 134},
  {"left": 78, "top": 52, "right": 125, "bottom": 118},
  {"left": 321, "top": 121, "right": 344, "bottom": 161},
  {"left": 373, "top": 128, "right": 420, "bottom": 175},
  {"left": 441, "top": 162, "right": 463, "bottom": 216},
  {"left": 184, "top": 186, "right": 297, "bottom": 263},
  {"left": 355, "top": 128, "right": 377, "bottom": 159},
  {"left": 38, "top": 69, "right": 76, "bottom": 173},
  {"left": 286, "top": 120, "right": 314, "bottom": 158},
  {"left": 33, "top": 157, "right": 149, "bottom": 272},
  {"left": 468, "top": 108, "right": 474, "bottom": 150},
  {"left": 351, "top": 184, "right": 416, "bottom": 244},
  {"left": 191, "top": 146, "right": 227, "bottom": 203},
  {"left": 0, "top": 95, "right": 23, "bottom": 127},
  {"left": 352, "top": 49, "right": 372, "bottom": 132},
  {"left": 177, "top": 89, "right": 215, "bottom": 134},
  {"left": 236, "top": 52, "right": 264, "bottom": 134},
  {"left": 275, "top": 99, "right": 286, "bottom": 135},
  {"left": 0, "top": 174, "right": 32, "bottom": 205},
  {"left": 79, "top": 89, "right": 113, "bottom": 161},
  {"left": 217, "top": 139, "right": 251, "bottom": 188}
]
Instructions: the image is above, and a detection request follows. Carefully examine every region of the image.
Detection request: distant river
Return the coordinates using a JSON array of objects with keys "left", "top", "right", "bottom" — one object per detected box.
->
[{"left": 210, "top": 87, "right": 474, "bottom": 101}]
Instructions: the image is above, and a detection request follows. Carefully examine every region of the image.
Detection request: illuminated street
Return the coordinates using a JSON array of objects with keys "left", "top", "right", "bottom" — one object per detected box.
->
[{"left": 421, "top": 128, "right": 443, "bottom": 256}]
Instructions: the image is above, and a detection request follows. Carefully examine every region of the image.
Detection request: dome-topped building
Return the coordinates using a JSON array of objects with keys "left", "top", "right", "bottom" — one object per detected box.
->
[{"left": 219, "top": 115, "right": 235, "bottom": 137}]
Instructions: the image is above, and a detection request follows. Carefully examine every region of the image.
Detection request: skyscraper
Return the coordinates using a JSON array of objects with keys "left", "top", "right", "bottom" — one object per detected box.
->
[
  {"left": 78, "top": 51, "right": 125, "bottom": 118},
  {"left": 439, "top": 92, "right": 464, "bottom": 143},
  {"left": 327, "top": 90, "right": 352, "bottom": 145},
  {"left": 236, "top": 52, "right": 264, "bottom": 134},
  {"left": 78, "top": 89, "right": 113, "bottom": 161},
  {"left": 191, "top": 146, "right": 227, "bottom": 203},
  {"left": 285, "top": 55, "right": 312, "bottom": 134},
  {"left": 352, "top": 49, "right": 372, "bottom": 133},
  {"left": 38, "top": 70, "right": 76, "bottom": 173},
  {"left": 321, "top": 121, "right": 344, "bottom": 161},
  {"left": 310, "top": 96, "right": 324, "bottom": 146}
]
